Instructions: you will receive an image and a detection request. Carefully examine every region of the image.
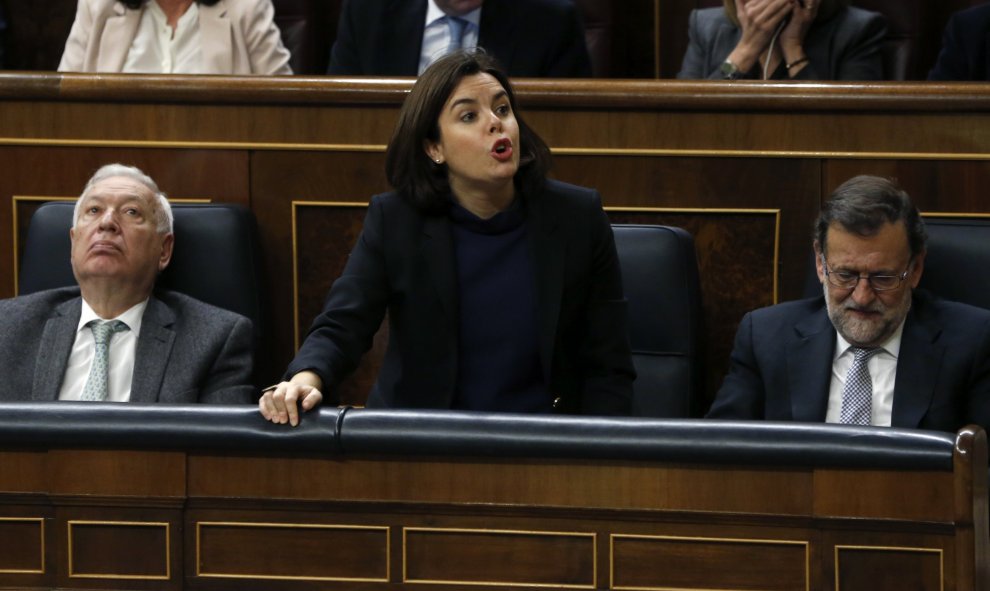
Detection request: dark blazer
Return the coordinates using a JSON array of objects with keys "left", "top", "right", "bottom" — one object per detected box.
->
[
  {"left": 929, "top": 4, "right": 990, "bottom": 81},
  {"left": 327, "top": 0, "right": 592, "bottom": 77},
  {"left": 287, "top": 179, "right": 634, "bottom": 415},
  {"left": 677, "top": 6, "right": 887, "bottom": 80},
  {"left": 0, "top": 287, "right": 254, "bottom": 403},
  {"left": 707, "top": 292, "right": 990, "bottom": 433}
]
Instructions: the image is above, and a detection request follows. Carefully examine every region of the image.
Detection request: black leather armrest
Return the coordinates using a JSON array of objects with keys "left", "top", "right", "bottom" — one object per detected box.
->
[
  {"left": 0, "top": 402, "right": 341, "bottom": 453},
  {"left": 0, "top": 404, "right": 957, "bottom": 470},
  {"left": 340, "top": 409, "right": 956, "bottom": 470}
]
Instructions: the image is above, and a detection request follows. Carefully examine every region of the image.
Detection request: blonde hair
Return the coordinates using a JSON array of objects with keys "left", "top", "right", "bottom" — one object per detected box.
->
[{"left": 722, "top": 0, "right": 848, "bottom": 27}]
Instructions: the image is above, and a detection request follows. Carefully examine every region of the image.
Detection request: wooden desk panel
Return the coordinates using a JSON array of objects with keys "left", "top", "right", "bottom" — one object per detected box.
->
[
  {"left": 0, "top": 443, "right": 981, "bottom": 591},
  {"left": 3, "top": 76, "right": 990, "bottom": 410}
]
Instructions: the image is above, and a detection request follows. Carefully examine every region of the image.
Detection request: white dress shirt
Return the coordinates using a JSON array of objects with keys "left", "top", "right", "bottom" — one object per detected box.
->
[
  {"left": 123, "top": 1, "right": 203, "bottom": 74},
  {"left": 419, "top": 0, "right": 481, "bottom": 74},
  {"left": 825, "top": 319, "right": 905, "bottom": 426},
  {"left": 58, "top": 299, "right": 148, "bottom": 402}
]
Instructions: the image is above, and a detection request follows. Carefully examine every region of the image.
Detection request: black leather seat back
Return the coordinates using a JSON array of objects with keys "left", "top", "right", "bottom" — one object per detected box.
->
[
  {"left": 18, "top": 201, "right": 268, "bottom": 341},
  {"left": 613, "top": 225, "right": 702, "bottom": 417}
]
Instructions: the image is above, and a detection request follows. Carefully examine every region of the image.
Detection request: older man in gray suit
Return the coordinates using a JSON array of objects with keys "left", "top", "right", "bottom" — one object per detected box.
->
[{"left": 0, "top": 163, "right": 254, "bottom": 403}]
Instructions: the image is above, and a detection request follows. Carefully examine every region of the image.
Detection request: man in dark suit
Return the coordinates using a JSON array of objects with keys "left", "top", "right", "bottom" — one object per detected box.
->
[
  {"left": 327, "top": 0, "right": 592, "bottom": 77},
  {"left": 0, "top": 163, "right": 254, "bottom": 403},
  {"left": 708, "top": 175, "right": 990, "bottom": 432},
  {"left": 929, "top": 3, "right": 990, "bottom": 81}
]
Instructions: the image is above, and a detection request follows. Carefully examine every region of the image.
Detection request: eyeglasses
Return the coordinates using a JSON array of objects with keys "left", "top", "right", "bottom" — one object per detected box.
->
[{"left": 820, "top": 254, "right": 911, "bottom": 292}]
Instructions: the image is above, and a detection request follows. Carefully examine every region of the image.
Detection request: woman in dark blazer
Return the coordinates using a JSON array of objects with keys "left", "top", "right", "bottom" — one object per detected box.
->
[
  {"left": 677, "top": 0, "right": 886, "bottom": 80},
  {"left": 261, "top": 50, "right": 634, "bottom": 425}
]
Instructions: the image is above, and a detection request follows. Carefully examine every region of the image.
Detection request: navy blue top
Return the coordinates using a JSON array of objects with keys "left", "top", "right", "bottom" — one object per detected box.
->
[{"left": 449, "top": 198, "right": 548, "bottom": 412}]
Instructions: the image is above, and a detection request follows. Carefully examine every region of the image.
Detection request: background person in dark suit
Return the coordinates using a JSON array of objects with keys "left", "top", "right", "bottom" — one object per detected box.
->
[
  {"left": 261, "top": 50, "right": 633, "bottom": 426},
  {"left": 708, "top": 175, "right": 990, "bottom": 432},
  {"left": 677, "top": 0, "right": 885, "bottom": 80},
  {"left": 0, "top": 163, "right": 254, "bottom": 403},
  {"left": 929, "top": 3, "right": 990, "bottom": 81},
  {"left": 327, "top": 0, "right": 592, "bottom": 77}
]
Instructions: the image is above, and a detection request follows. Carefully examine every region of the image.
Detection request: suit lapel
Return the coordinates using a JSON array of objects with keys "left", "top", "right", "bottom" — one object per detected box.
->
[
  {"left": 527, "top": 196, "right": 564, "bottom": 385},
  {"left": 387, "top": 0, "right": 427, "bottom": 75},
  {"left": 891, "top": 306, "right": 942, "bottom": 428},
  {"left": 131, "top": 297, "right": 176, "bottom": 403},
  {"left": 786, "top": 306, "right": 835, "bottom": 421},
  {"left": 421, "top": 215, "right": 458, "bottom": 331},
  {"left": 477, "top": 1, "right": 518, "bottom": 71},
  {"left": 99, "top": 3, "right": 141, "bottom": 71},
  {"left": 199, "top": 0, "right": 232, "bottom": 74},
  {"left": 32, "top": 298, "right": 82, "bottom": 401}
]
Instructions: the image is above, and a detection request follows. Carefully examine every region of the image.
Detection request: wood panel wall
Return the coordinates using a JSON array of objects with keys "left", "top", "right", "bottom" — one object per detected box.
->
[{"left": 2, "top": 74, "right": 990, "bottom": 411}]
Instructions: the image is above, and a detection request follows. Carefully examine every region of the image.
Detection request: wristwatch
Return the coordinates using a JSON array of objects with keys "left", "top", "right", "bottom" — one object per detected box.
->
[{"left": 720, "top": 59, "right": 742, "bottom": 80}]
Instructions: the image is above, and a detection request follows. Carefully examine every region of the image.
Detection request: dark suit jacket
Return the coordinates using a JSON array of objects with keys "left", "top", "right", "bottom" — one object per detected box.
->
[
  {"left": 677, "top": 6, "right": 886, "bottom": 80},
  {"left": 287, "top": 179, "right": 634, "bottom": 415},
  {"left": 327, "top": 0, "right": 592, "bottom": 77},
  {"left": 929, "top": 4, "right": 990, "bottom": 81},
  {"left": 707, "top": 292, "right": 990, "bottom": 433},
  {"left": 0, "top": 287, "right": 254, "bottom": 403}
]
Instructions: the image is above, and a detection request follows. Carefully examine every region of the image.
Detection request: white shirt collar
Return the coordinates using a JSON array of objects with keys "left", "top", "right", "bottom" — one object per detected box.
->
[
  {"left": 78, "top": 298, "right": 149, "bottom": 339},
  {"left": 425, "top": 0, "right": 481, "bottom": 28},
  {"left": 833, "top": 316, "right": 906, "bottom": 361}
]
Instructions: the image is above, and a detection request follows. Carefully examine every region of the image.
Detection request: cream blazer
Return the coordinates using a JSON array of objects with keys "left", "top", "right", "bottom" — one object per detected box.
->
[{"left": 58, "top": 0, "right": 292, "bottom": 75}]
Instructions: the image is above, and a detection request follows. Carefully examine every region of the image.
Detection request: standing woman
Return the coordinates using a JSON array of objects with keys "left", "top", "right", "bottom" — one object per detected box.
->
[
  {"left": 58, "top": 0, "right": 292, "bottom": 74},
  {"left": 677, "top": 0, "right": 886, "bottom": 80},
  {"left": 261, "top": 50, "right": 634, "bottom": 425}
]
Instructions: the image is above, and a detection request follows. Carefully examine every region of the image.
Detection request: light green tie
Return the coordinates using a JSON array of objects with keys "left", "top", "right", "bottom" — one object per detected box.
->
[{"left": 80, "top": 319, "right": 129, "bottom": 402}]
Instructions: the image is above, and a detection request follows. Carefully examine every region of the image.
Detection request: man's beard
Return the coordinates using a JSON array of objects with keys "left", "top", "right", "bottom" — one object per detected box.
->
[{"left": 824, "top": 285, "right": 911, "bottom": 347}]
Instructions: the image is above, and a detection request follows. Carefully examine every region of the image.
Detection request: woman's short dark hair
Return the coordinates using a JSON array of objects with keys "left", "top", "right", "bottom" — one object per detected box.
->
[
  {"left": 384, "top": 49, "right": 552, "bottom": 214},
  {"left": 815, "top": 175, "right": 927, "bottom": 258},
  {"left": 120, "top": 0, "right": 220, "bottom": 8}
]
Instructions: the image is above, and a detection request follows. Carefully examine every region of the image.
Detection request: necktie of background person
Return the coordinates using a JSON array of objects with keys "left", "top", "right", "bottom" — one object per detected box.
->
[
  {"left": 80, "top": 319, "right": 129, "bottom": 402},
  {"left": 446, "top": 16, "right": 468, "bottom": 54},
  {"left": 838, "top": 347, "right": 881, "bottom": 425}
]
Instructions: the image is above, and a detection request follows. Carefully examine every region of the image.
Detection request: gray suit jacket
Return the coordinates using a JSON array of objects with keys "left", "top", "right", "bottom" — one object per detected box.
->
[
  {"left": 0, "top": 287, "right": 254, "bottom": 403},
  {"left": 677, "top": 6, "right": 886, "bottom": 80}
]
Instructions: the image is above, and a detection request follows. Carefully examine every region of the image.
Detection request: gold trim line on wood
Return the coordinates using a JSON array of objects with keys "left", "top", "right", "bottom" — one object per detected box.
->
[
  {"left": 195, "top": 521, "right": 389, "bottom": 582},
  {"left": 0, "top": 137, "right": 388, "bottom": 152},
  {"left": 834, "top": 545, "right": 944, "bottom": 591},
  {"left": 610, "top": 533, "right": 810, "bottom": 591},
  {"left": 552, "top": 148, "right": 990, "bottom": 160},
  {"left": 6, "top": 136, "right": 990, "bottom": 161},
  {"left": 0, "top": 517, "right": 45, "bottom": 574},
  {"left": 291, "top": 200, "right": 370, "bottom": 350},
  {"left": 605, "top": 206, "right": 780, "bottom": 215},
  {"left": 402, "top": 526, "right": 596, "bottom": 589},
  {"left": 923, "top": 211, "right": 990, "bottom": 219},
  {"left": 67, "top": 520, "right": 170, "bottom": 580}
]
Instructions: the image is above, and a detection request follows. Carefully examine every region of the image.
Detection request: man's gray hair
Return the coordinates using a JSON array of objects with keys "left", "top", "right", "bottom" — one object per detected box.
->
[{"left": 74, "top": 163, "right": 174, "bottom": 234}]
